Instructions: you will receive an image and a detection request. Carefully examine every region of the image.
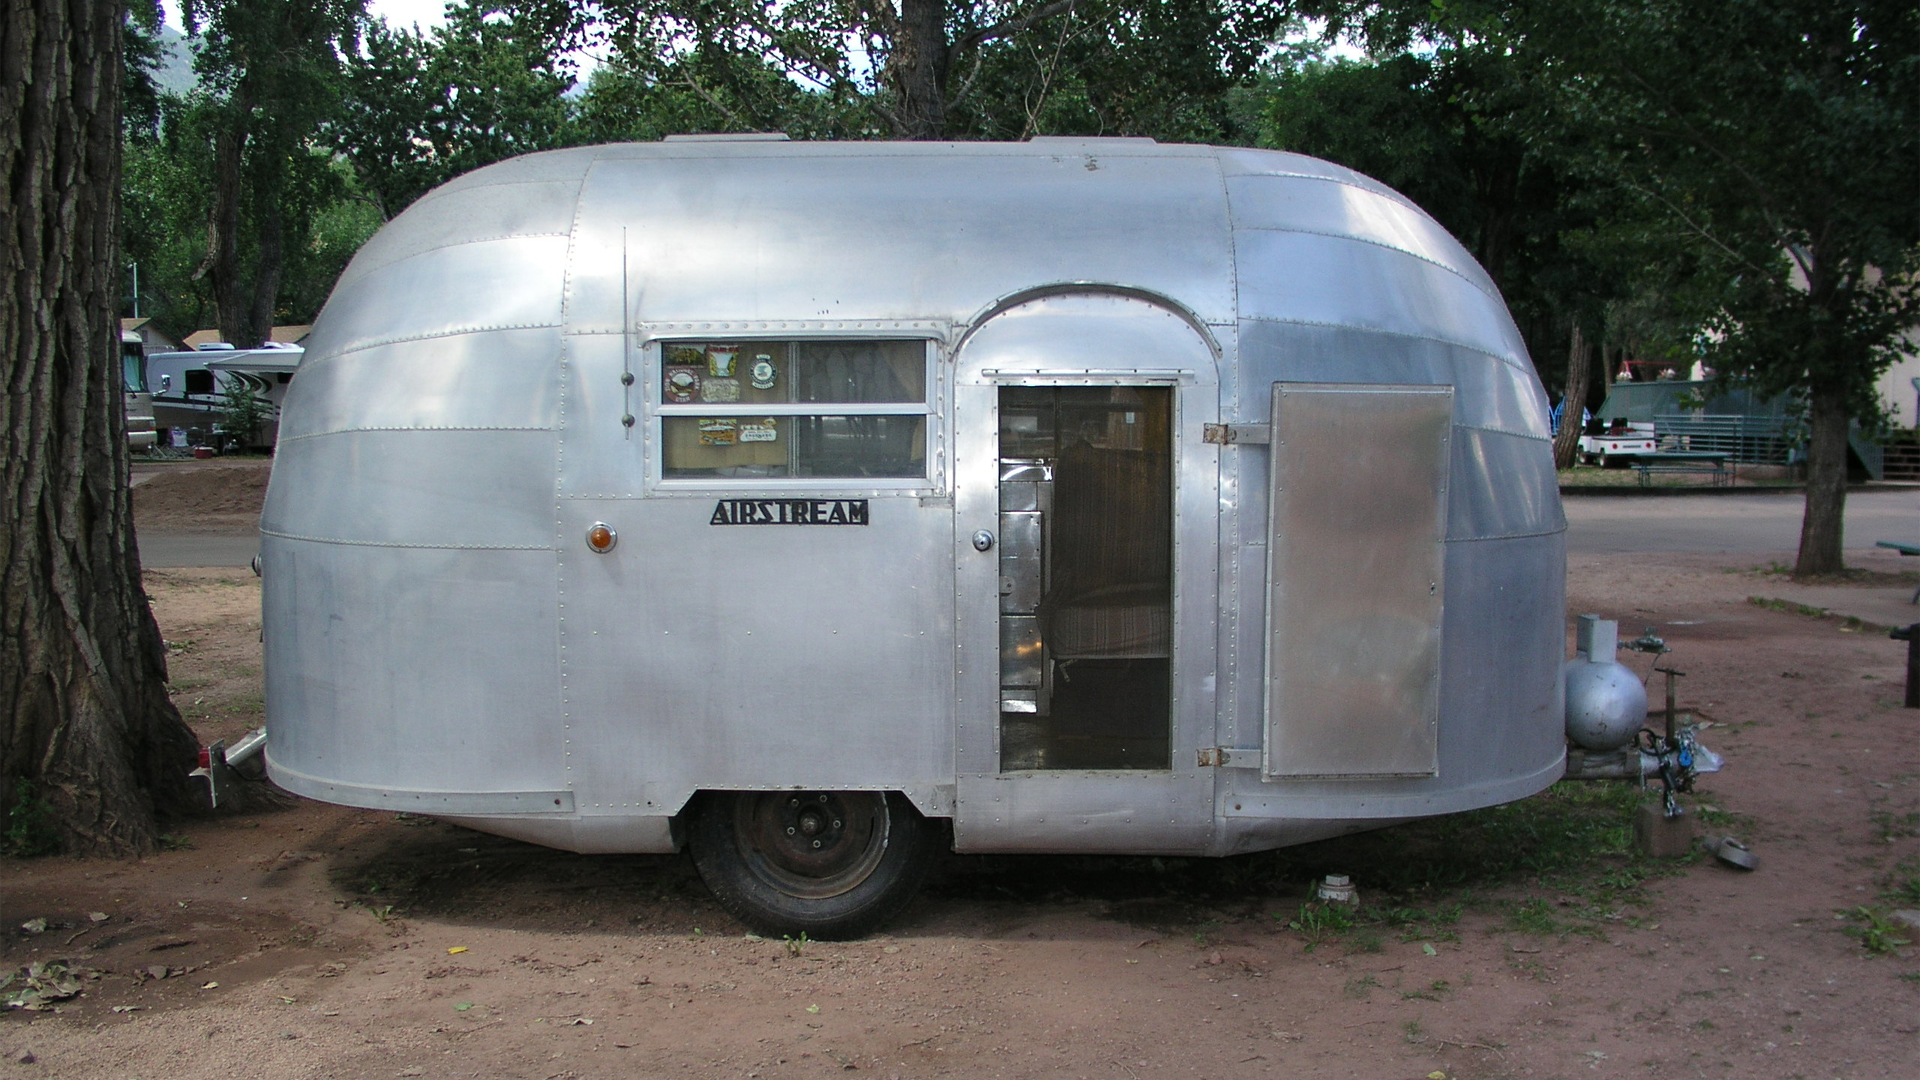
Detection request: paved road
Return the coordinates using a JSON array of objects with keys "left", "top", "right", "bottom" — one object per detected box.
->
[
  {"left": 137, "top": 489, "right": 1920, "bottom": 567},
  {"left": 138, "top": 534, "right": 259, "bottom": 569},
  {"left": 1563, "top": 487, "right": 1918, "bottom": 554}
]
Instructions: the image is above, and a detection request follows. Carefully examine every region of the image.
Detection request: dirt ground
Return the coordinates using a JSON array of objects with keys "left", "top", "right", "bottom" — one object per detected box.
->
[{"left": 6, "top": 467, "right": 1920, "bottom": 1079}]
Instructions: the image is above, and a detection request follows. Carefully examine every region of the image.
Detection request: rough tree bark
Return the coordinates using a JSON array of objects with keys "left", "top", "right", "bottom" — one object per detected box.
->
[
  {"left": 878, "top": 0, "right": 1079, "bottom": 140},
  {"left": 201, "top": 81, "right": 267, "bottom": 348},
  {"left": 1551, "top": 323, "right": 1593, "bottom": 470},
  {"left": 888, "top": 0, "right": 952, "bottom": 140},
  {"left": 1794, "top": 381, "right": 1849, "bottom": 577},
  {"left": 2, "top": 0, "right": 202, "bottom": 854}
]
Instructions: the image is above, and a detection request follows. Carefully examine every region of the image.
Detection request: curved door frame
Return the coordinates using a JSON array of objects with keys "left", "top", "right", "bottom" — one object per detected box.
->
[{"left": 949, "top": 290, "right": 1222, "bottom": 854}]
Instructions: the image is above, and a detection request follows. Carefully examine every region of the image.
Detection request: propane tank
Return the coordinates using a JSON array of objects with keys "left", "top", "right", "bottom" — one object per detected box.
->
[{"left": 1564, "top": 615, "right": 1648, "bottom": 751}]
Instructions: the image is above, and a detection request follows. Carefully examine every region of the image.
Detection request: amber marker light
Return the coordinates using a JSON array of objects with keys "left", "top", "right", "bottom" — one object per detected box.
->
[{"left": 585, "top": 522, "right": 617, "bottom": 553}]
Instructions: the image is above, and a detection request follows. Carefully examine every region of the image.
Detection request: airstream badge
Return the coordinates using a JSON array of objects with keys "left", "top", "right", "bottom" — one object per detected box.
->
[
  {"left": 750, "top": 355, "right": 777, "bottom": 390},
  {"left": 710, "top": 499, "right": 869, "bottom": 526}
]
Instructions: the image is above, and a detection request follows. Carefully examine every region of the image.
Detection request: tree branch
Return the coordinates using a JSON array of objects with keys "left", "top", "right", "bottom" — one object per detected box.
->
[
  {"left": 679, "top": 70, "right": 752, "bottom": 130},
  {"left": 953, "top": 0, "right": 1078, "bottom": 54}
]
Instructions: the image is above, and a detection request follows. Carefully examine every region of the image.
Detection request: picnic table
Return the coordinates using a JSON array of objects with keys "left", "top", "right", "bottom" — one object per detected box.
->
[
  {"left": 1632, "top": 451, "right": 1732, "bottom": 488},
  {"left": 1875, "top": 541, "right": 1920, "bottom": 603}
]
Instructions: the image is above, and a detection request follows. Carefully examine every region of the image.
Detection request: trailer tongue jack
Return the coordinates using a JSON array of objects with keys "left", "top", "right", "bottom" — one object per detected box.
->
[{"left": 190, "top": 727, "right": 267, "bottom": 808}]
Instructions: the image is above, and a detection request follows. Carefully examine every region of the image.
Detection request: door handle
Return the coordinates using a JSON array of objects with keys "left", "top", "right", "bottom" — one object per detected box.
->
[{"left": 972, "top": 530, "right": 995, "bottom": 552}]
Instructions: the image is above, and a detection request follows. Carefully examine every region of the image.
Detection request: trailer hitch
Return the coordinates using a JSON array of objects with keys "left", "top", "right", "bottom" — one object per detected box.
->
[{"left": 190, "top": 726, "right": 266, "bottom": 809}]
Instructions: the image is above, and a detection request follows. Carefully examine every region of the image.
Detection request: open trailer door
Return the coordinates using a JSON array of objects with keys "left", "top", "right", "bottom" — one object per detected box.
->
[
  {"left": 951, "top": 292, "right": 1220, "bottom": 853},
  {"left": 1262, "top": 382, "right": 1453, "bottom": 779}
]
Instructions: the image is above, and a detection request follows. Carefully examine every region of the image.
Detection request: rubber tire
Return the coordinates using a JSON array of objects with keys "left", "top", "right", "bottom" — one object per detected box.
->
[{"left": 689, "top": 791, "right": 942, "bottom": 940}]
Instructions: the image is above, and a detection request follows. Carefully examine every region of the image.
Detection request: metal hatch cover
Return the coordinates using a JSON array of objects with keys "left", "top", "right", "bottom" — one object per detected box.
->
[{"left": 1262, "top": 382, "right": 1452, "bottom": 780}]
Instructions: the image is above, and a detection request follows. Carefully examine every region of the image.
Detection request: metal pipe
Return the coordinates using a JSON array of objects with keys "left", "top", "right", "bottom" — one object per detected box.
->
[
  {"left": 1891, "top": 624, "right": 1920, "bottom": 708},
  {"left": 1563, "top": 746, "right": 1661, "bottom": 781}
]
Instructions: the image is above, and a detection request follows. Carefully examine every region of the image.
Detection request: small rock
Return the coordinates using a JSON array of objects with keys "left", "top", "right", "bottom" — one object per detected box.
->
[
  {"left": 1889, "top": 910, "right": 1920, "bottom": 931},
  {"left": 87, "top": 912, "right": 108, "bottom": 924},
  {"left": 14, "top": 1049, "right": 35, "bottom": 1065},
  {"left": 19, "top": 919, "right": 46, "bottom": 936}
]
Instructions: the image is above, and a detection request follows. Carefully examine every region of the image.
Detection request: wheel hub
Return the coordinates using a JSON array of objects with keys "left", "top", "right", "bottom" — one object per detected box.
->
[{"left": 735, "top": 791, "right": 889, "bottom": 899}]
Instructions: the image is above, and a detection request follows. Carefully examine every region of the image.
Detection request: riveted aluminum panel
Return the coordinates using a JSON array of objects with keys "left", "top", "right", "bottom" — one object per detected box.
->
[
  {"left": 553, "top": 496, "right": 954, "bottom": 816},
  {"left": 1000, "top": 615, "right": 1044, "bottom": 687},
  {"left": 1264, "top": 383, "right": 1451, "bottom": 779},
  {"left": 951, "top": 773, "right": 1213, "bottom": 854},
  {"left": 310, "top": 235, "right": 569, "bottom": 360},
  {"left": 1215, "top": 147, "right": 1415, "bottom": 208},
  {"left": 1447, "top": 427, "right": 1566, "bottom": 541},
  {"left": 1237, "top": 320, "right": 1548, "bottom": 438},
  {"left": 1235, "top": 231, "right": 1529, "bottom": 368},
  {"left": 555, "top": 331, "right": 640, "bottom": 499},
  {"left": 1224, "top": 174, "right": 1497, "bottom": 297},
  {"left": 337, "top": 179, "right": 584, "bottom": 292},
  {"left": 262, "top": 537, "right": 563, "bottom": 794},
  {"left": 264, "top": 430, "right": 556, "bottom": 549},
  {"left": 998, "top": 511, "right": 1043, "bottom": 612},
  {"left": 1217, "top": 533, "right": 1564, "bottom": 836},
  {"left": 276, "top": 328, "right": 562, "bottom": 441},
  {"left": 428, "top": 144, "right": 600, "bottom": 198},
  {"left": 561, "top": 146, "right": 1234, "bottom": 333}
]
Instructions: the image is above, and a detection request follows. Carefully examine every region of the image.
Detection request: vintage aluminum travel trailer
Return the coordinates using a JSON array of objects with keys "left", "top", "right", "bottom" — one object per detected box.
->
[{"left": 260, "top": 137, "right": 1568, "bottom": 937}]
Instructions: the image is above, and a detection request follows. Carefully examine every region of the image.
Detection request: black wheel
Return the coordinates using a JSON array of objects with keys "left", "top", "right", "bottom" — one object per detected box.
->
[{"left": 688, "top": 790, "right": 941, "bottom": 940}]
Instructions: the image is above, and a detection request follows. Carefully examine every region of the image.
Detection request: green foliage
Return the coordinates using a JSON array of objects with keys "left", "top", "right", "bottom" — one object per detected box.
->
[
  {"left": 1509, "top": 0, "right": 1920, "bottom": 416},
  {"left": 3, "top": 781, "right": 62, "bottom": 858},
  {"left": 1841, "top": 906, "right": 1911, "bottom": 956},
  {"left": 334, "top": 1, "right": 590, "bottom": 217},
  {"left": 218, "top": 377, "right": 268, "bottom": 448},
  {"left": 586, "top": 1, "right": 1287, "bottom": 145},
  {"left": 1884, "top": 858, "right": 1920, "bottom": 907}
]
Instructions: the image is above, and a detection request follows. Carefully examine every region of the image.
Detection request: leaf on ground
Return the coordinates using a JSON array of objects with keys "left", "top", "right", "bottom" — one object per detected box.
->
[{"left": 3, "top": 961, "right": 91, "bottom": 1010}]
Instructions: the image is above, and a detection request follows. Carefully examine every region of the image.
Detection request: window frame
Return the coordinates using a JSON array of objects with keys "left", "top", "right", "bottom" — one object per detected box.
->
[{"left": 642, "top": 332, "right": 945, "bottom": 494}]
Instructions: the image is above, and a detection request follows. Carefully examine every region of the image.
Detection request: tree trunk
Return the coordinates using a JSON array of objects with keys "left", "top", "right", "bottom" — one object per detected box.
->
[
  {"left": 1, "top": 0, "right": 202, "bottom": 855},
  {"left": 247, "top": 194, "right": 284, "bottom": 345},
  {"left": 205, "top": 81, "right": 260, "bottom": 347},
  {"left": 1793, "top": 381, "right": 1850, "bottom": 577},
  {"left": 1552, "top": 323, "right": 1592, "bottom": 469},
  {"left": 887, "top": 0, "right": 951, "bottom": 139}
]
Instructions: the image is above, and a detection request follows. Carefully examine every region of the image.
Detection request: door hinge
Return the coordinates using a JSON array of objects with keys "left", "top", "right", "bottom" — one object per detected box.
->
[
  {"left": 1203, "top": 423, "right": 1270, "bottom": 445},
  {"left": 1197, "top": 747, "right": 1261, "bottom": 768}
]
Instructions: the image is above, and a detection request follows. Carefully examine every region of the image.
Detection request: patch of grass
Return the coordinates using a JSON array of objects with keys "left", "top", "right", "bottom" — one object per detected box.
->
[
  {"left": 1871, "top": 810, "right": 1920, "bottom": 842},
  {"left": 934, "top": 781, "right": 1674, "bottom": 947},
  {"left": 1746, "top": 597, "right": 1885, "bottom": 633},
  {"left": 1841, "top": 907, "right": 1911, "bottom": 955},
  {"left": 1343, "top": 973, "right": 1379, "bottom": 999},
  {"left": 2, "top": 780, "right": 61, "bottom": 857},
  {"left": 1401, "top": 979, "right": 1453, "bottom": 1002},
  {"left": 1508, "top": 897, "right": 1561, "bottom": 936},
  {"left": 1882, "top": 858, "right": 1920, "bottom": 907}
]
